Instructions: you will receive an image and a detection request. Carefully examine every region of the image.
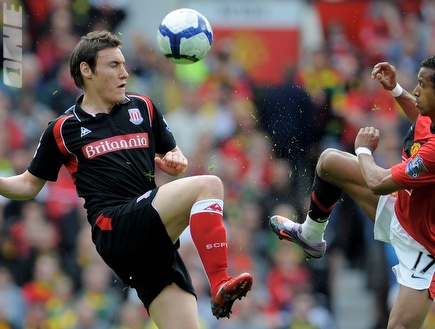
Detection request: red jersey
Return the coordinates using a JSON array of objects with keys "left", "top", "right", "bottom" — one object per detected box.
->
[{"left": 391, "top": 114, "right": 435, "bottom": 256}]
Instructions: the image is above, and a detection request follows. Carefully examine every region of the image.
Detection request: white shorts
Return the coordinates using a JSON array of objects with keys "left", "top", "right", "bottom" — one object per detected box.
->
[{"left": 374, "top": 195, "right": 435, "bottom": 292}]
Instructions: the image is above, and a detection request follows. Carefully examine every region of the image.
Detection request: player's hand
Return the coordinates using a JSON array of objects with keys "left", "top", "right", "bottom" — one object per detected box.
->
[
  {"left": 154, "top": 150, "right": 188, "bottom": 176},
  {"left": 371, "top": 62, "right": 397, "bottom": 91},
  {"left": 355, "top": 126, "right": 380, "bottom": 153}
]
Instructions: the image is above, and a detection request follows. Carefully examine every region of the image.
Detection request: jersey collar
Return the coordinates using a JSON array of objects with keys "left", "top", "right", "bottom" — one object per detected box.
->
[{"left": 73, "top": 95, "right": 131, "bottom": 121}]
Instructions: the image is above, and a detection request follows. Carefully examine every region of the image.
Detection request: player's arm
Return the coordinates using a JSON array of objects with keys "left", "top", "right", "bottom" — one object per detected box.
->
[
  {"left": 355, "top": 126, "right": 403, "bottom": 195},
  {"left": 0, "top": 170, "right": 47, "bottom": 200},
  {"left": 371, "top": 62, "right": 419, "bottom": 122},
  {"left": 155, "top": 146, "right": 188, "bottom": 176},
  {"left": 392, "top": 88, "right": 419, "bottom": 123}
]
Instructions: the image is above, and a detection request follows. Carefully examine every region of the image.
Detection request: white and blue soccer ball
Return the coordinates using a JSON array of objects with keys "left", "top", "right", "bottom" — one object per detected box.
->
[{"left": 157, "top": 8, "right": 213, "bottom": 64}]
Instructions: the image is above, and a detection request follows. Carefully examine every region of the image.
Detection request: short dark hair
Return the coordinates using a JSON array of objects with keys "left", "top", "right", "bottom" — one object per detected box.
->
[
  {"left": 420, "top": 56, "right": 435, "bottom": 88},
  {"left": 69, "top": 30, "right": 122, "bottom": 89}
]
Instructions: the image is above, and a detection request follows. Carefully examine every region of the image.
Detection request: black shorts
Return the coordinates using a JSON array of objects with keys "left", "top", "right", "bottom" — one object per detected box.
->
[{"left": 90, "top": 188, "right": 196, "bottom": 311}]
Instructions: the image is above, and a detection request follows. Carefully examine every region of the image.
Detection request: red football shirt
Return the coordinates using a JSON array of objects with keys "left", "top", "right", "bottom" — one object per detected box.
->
[{"left": 391, "top": 114, "right": 435, "bottom": 256}]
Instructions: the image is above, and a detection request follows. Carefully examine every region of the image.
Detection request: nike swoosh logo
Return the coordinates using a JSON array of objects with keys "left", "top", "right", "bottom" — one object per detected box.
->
[
  {"left": 279, "top": 230, "right": 292, "bottom": 239},
  {"left": 411, "top": 273, "right": 425, "bottom": 279}
]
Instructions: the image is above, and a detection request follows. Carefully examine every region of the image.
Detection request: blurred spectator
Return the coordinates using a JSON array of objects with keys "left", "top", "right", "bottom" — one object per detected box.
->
[
  {"left": 21, "top": 251, "right": 65, "bottom": 305},
  {"left": 259, "top": 157, "right": 299, "bottom": 225},
  {"left": 23, "top": 0, "right": 87, "bottom": 50},
  {"left": 75, "top": 262, "right": 123, "bottom": 325},
  {"left": 45, "top": 275, "right": 78, "bottom": 329},
  {"left": 296, "top": 47, "right": 344, "bottom": 131},
  {"left": 216, "top": 290, "right": 272, "bottom": 329},
  {"left": 8, "top": 53, "right": 57, "bottom": 146},
  {"left": 358, "top": 0, "right": 402, "bottom": 66},
  {"left": 0, "top": 91, "right": 25, "bottom": 154},
  {"left": 264, "top": 242, "right": 311, "bottom": 319},
  {"left": 187, "top": 267, "right": 218, "bottom": 329},
  {"left": 88, "top": 0, "right": 128, "bottom": 31},
  {"left": 35, "top": 6, "right": 79, "bottom": 81},
  {"left": 72, "top": 295, "right": 111, "bottom": 329},
  {"left": 11, "top": 90, "right": 56, "bottom": 147},
  {"left": 125, "top": 33, "right": 180, "bottom": 111},
  {"left": 8, "top": 201, "right": 59, "bottom": 285},
  {"left": 199, "top": 39, "right": 254, "bottom": 144},
  {"left": 0, "top": 264, "right": 25, "bottom": 329},
  {"left": 215, "top": 98, "right": 271, "bottom": 205},
  {"left": 39, "top": 59, "right": 81, "bottom": 116},
  {"left": 420, "top": 0, "right": 435, "bottom": 56},
  {"left": 110, "top": 300, "right": 148, "bottom": 329},
  {"left": 256, "top": 65, "right": 318, "bottom": 195},
  {"left": 165, "top": 84, "right": 215, "bottom": 175},
  {"left": 324, "top": 20, "right": 358, "bottom": 70},
  {"left": 283, "top": 288, "right": 336, "bottom": 329},
  {"left": 226, "top": 222, "right": 256, "bottom": 278},
  {"left": 387, "top": 12, "right": 427, "bottom": 76},
  {"left": 44, "top": 167, "right": 81, "bottom": 223},
  {"left": 23, "top": 301, "right": 51, "bottom": 329},
  {"left": 62, "top": 222, "right": 101, "bottom": 291},
  {"left": 337, "top": 67, "right": 400, "bottom": 150}
]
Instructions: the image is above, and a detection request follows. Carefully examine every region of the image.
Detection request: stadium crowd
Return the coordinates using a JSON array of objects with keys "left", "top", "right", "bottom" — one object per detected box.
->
[{"left": 1, "top": 0, "right": 435, "bottom": 328}]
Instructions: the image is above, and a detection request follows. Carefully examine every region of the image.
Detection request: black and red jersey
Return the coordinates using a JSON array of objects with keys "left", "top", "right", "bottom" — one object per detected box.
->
[{"left": 28, "top": 93, "right": 176, "bottom": 220}]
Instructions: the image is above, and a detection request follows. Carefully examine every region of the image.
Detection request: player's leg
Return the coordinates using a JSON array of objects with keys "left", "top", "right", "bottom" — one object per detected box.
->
[
  {"left": 315, "top": 148, "right": 379, "bottom": 221},
  {"left": 153, "top": 175, "right": 224, "bottom": 243},
  {"left": 149, "top": 284, "right": 200, "bottom": 329},
  {"left": 153, "top": 175, "right": 253, "bottom": 318},
  {"left": 387, "top": 285, "right": 432, "bottom": 329},
  {"left": 270, "top": 148, "right": 380, "bottom": 259}
]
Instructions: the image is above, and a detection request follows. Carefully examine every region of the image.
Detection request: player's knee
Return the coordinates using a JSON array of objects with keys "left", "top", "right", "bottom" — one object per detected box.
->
[
  {"left": 316, "top": 148, "right": 340, "bottom": 178},
  {"left": 199, "top": 175, "right": 224, "bottom": 197}
]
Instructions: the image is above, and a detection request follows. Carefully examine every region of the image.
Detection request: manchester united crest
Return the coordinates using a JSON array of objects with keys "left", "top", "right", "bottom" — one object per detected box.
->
[{"left": 410, "top": 142, "right": 422, "bottom": 156}]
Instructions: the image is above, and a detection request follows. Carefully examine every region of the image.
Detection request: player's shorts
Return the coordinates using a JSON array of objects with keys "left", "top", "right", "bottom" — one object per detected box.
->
[
  {"left": 90, "top": 188, "right": 196, "bottom": 312},
  {"left": 374, "top": 194, "right": 435, "bottom": 299}
]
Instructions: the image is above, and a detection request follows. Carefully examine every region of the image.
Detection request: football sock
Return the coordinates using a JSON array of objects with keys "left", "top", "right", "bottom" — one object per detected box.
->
[
  {"left": 308, "top": 173, "right": 342, "bottom": 221},
  {"left": 189, "top": 199, "right": 229, "bottom": 296},
  {"left": 300, "top": 173, "right": 342, "bottom": 243},
  {"left": 301, "top": 213, "right": 328, "bottom": 243}
]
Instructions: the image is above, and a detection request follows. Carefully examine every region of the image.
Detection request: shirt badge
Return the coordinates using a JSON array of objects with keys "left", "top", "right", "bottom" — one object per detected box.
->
[
  {"left": 128, "top": 108, "right": 144, "bottom": 125},
  {"left": 406, "top": 154, "right": 428, "bottom": 179}
]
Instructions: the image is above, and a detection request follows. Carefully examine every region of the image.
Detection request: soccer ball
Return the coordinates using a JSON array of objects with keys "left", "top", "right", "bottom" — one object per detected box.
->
[{"left": 157, "top": 8, "right": 213, "bottom": 64}]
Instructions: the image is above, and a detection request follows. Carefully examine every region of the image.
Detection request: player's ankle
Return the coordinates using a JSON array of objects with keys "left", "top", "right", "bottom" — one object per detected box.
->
[{"left": 301, "top": 214, "right": 328, "bottom": 242}]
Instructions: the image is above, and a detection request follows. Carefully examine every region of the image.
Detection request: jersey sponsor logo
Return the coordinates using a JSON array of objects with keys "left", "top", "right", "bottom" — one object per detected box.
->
[
  {"left": 128, "top": 108, "right": 143, "bottom": 125},
  {"left": 206, "top": 242, "right": 228, "bottom": 250},
  {"left": 82, "top": 133, "right": 149, "bottom": 159},
  {"left": 405, "top": 154, "right": 428, "bottom": 179},
  {"left": 81, "top": 127, "right": 92, "bottom": 137}
]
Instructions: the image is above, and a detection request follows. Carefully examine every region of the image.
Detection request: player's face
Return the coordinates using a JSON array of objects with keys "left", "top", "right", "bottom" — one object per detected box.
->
[
  {"left": 413, "top": 67, "right": 435, "bottom": 118},
  {"left": 91, "top": 47, "right": 129, "bottom": 107}
]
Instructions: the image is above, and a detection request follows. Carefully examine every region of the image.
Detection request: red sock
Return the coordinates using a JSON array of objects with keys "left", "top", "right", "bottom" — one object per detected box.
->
[{"left": 189, "top": 199, "right": 229, "bottom": 295}]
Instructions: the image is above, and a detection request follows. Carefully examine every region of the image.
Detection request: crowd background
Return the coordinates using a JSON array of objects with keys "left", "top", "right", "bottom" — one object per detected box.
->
[{"left": 1, "top": 0, "right": 435, "bottom": 328}]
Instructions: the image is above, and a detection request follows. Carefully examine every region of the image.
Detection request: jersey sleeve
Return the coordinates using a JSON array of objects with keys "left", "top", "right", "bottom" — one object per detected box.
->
[
  {"left": 391, "top": 140, "right": 435, "bottom": 189},
  {"left": 28, "top": 122, "right": 65, "bottom": 181},
  {"left": 148, "top": 102, "right": 177, "bottom": 154}
]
